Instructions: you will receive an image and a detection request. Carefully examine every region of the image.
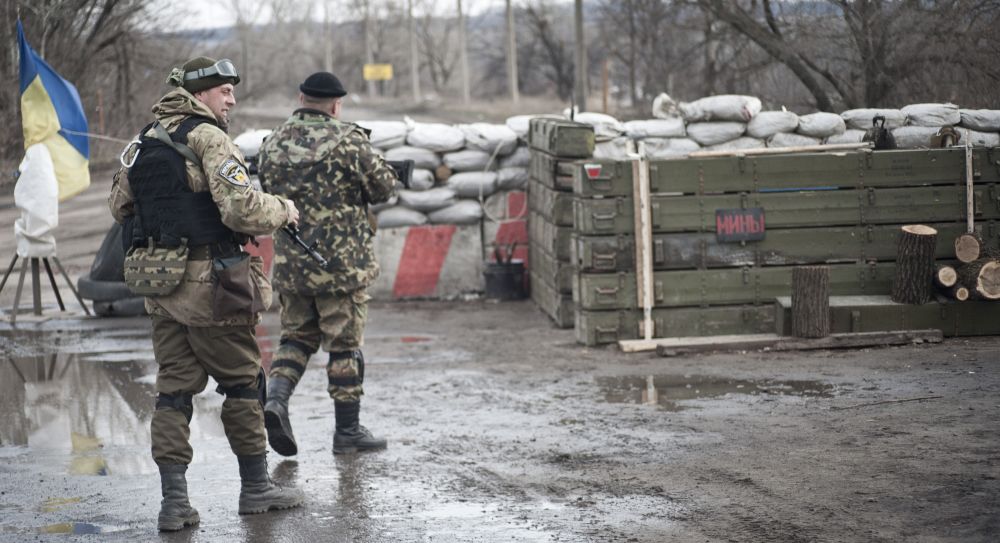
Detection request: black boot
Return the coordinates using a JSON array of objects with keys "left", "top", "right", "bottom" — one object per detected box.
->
[
  {"left": 264, "top": 376, "right": 297, "bottom": 456},
  {"left": 237, "top": 454, "right": 305, "bottom": 514},
  {"left": 333, "top": 401, "right": 387, "bottom": 455},
  {"left": 157, "top": 464, "right": 200, "bottom": 532}
]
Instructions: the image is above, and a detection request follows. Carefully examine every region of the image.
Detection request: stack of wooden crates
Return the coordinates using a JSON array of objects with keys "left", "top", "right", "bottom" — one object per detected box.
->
[{"left": 527, "top": 119, "right": 595, "bottom": 327}]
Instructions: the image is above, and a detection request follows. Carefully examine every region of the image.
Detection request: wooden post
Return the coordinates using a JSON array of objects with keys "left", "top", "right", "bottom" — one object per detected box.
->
[
  {"left": 891, "top": 225, "right": 938, "bottom": 304},
  {"left": 631, "top": 141, "right": 653, "bottom": 340},
  {"left": 791, "top": 266, "right": 830, "bottom": 338},
  {"left": 959, "top": 258, "right": 1000, "bottom": 300}
]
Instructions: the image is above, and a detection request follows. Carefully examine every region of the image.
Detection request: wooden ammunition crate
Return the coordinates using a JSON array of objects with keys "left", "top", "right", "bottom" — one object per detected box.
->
[
  {"left": 528, "top": 210, "right": 573, "bottom": 261},
  {"left": 576, "top": 305, "right": 775, "bottom": 346},
  {"left": 529, "top": 151, "right": 577, "bottom": 192},
  {"left": 530, "top": 270, "right": 575, "bottom": 328},
  {"left": 528, "top": 118, "right": 595, "bottom": 158},
  {"left": 528, "top": 181, "right": 574, "bottom": 227}
]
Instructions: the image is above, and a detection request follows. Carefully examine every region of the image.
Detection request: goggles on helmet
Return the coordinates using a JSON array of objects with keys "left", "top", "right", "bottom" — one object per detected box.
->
[{"left": 184, "top": 59, "right": 239, "bottom": 82}]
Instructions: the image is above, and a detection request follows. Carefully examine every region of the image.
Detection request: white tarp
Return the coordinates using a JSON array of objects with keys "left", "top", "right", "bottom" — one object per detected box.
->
[
  {"left": 357, "top": 120, "right": 409, "bottom": 149},
  {"left": 679, "top": 95, "right": 761, "bottom": 122},
  {"left": 796, "top": 112, "right": 846, "bottom": 138},
  {"left": 746, "top": 111, "right": 799, "bottom": 139},
  {"left": 15, "top": 144, "right": 59, "bottom": 258},
  {"left": 959, "top": 109, "right": 1000, "bottom": 132},
  {"left": 623, "top": 119, "right": 686, "bottom": 139},
  {"left": 901, "top": 103, "right": 960, "bottom": 127},
  {"left": 686, "top": 122, "right": 747, "bottom": 146},
  {"left": 406, "top": 121, "right": 466, "bottom": 152},
  {"left": 460, "top": 123, "right": 519, "bottom": 156}
]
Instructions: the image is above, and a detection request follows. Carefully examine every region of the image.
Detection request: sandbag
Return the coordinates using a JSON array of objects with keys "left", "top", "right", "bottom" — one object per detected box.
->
[
  {"left": 679, "top": 95, "right": 761, "bottom": 122},
  {"left": 768, "top": 132, "right": 821, "bottom": 148},
  {"left": 406, "top": 122, "right": 466, "bottom": 152},
  {"left": 506, "top": 114, "right": 561, "bottom": 137},
  {"left": 499, "top": 146, "right": 530, "bottom": 169},
  {"left": 959, "top": 109, "right": 1000, "bottom": 132},
  {"left": 686, "top": 122, "right": 747, "bottom": 146},
  {"left": 497, "top": 167, "right": 528, "bottom": 190},
  {"left": 443, "top": 149, "right": 494, "bottom": 172},
  {"left": 376, "top": 206, "right": 429, "bottom": 228},
  {"left": 484, "top": 190, "right": 527, "bottom": 221},
  {"left": 566, "top": 111, "right": 626, "bottom": 140},
  {"left": 902, "top": 103, "right": 960, "bottom": 127},
  {"left": 962, "top": 129, "right": 1000, "bottom": 148},
  {"left": 385, "top": 145, "right": 441, "bottom": 170},
  {"left": 642, "top": 138, "right": 701, "bottom": 159},
  {"left": 397, "top": 187, "right": 457, "bottom": 212},
  {"left": 651, "top": 93, "right": 680, "bottom": 119},
  {"left": 428, "top": 200, "right": 483, "bottom": 225},
  {"left": 892, "top": 126, "right": 940, "bottom": 149},
  {"left": 746, "top": 111, "right": 799, "bottom": 139},
  {"left": 825, "top": 129, "right": 866, "bottom": 144},
  {"left": 841, "top": 109, "right": 905, "bottom": 130},
  {"left": 446, "top": 171, "right": 499, "bottom": 198},
  {"left": 460, "top": 123, "right": 519, "bottom": 155},
  {"left": 409, "top": 169, "right": 435, "bottom": 191},
  {"left": 593, "top": 137, "right": 633, "bottom": 160},
  {"left": 623, "top": 119, "right": 686, "bottom": 139},
  {"left": 703, "top": 137, "right": 766, "bottom": 152},
  {"left": 796, "top": 112, "right": 846, "bottom": 138},
  {"left": 370, "top": 195, "right": 398, "bottom": 213},
  {"left": 356, "top": 120, "right": 409, "bottom": 149}
]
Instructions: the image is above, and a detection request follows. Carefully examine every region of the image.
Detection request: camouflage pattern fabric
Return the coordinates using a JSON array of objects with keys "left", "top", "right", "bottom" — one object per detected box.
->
[
  {"left": 109, "top": 87, "right": 294, "bottom": 327},
  {"left": 123, "top": 244, "right": 189, "bottom": 296},
  {"left": 269, "top": 290, "right": 368, "bottom": 403},
  {"left": 258, "top": 109, "right": 398, "bottom": 295}
]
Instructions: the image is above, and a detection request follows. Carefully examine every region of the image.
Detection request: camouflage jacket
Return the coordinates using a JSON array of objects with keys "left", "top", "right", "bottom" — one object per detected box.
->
[
  {"left": 259, "top": 109, "right": 398, "bottom": 295},
  {"left": 109, "top": 87, "right": 295, "bottom": 327}
]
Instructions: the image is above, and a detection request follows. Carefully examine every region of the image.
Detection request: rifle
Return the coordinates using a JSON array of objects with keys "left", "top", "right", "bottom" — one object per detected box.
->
[
  {"left": 281, "top": 224, "right": 328, "bottom": 266},
  {"left": 386, "top": 159, "right": 414, "bottom": 189}
]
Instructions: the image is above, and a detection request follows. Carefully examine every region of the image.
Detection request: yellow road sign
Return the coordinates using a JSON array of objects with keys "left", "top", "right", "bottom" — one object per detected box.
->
[{"left": 363, "top": 64, "right": 393, "bottom": 81}]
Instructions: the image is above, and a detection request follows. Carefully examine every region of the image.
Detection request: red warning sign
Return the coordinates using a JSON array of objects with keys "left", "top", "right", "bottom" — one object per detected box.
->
[{"left": 584, "top": 163, "right": 603, "bottom": 179}]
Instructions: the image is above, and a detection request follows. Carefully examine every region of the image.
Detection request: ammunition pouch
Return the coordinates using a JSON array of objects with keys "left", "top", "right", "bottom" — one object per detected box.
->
[
  {"left": 123, "top": 239, "right": 188, "bottom": 297},
  {"left": 210, "top": 254, "right": 270, "bottom": 319}
]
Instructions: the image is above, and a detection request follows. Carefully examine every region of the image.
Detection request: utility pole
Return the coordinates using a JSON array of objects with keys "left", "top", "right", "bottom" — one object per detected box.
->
[
  {"left": 323, "top": 0, "right": 333, "bottom": 72},
  {"left": 409, "top": 0, "right": 421, "bottom": 102},
  {"left": 364, "top": 0, "right": 376, "bottom": 98},
  {"left": 457, "top": 0, "right": 470, "bottom": 104},
  {"left": 573, "top": 0, "right": 587, "bottom": 111},
  {"left": 506, "top": 0, "right": 519, "bottom": 104}
]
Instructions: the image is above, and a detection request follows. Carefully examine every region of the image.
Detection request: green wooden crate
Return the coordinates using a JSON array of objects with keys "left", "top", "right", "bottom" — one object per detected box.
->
[
  {"left": 529, "top": 210, "right": 573, "bottom": 261},
  {"left": 774, "top": 295, "right": 1000, "bottom": 337},
  {"left": 573, "top": 184, "right": 1000, "bottom": 235},
  {"left": 528, "top": 181, "right": 575, "bottom": 226},
  {"left": 572, "top": 222, "right": 988, "bottom": 272},
  {"left": 530, "top": 244, "right": 574, "bottom": 294},
  {"left": 528, "top": 118, "right": 595, "bottom": 158},
  {"left": 575, "top": 262, "right": 894, "bottom": 310},
  {"left": 576, "top": 305, "right": 775, "bottom": 346},
  {"left": 529, "top": 151, "right": 577, "bottom": 192},
  {"left": 530, "top": 270, "right": 575, "bottom": 328}
]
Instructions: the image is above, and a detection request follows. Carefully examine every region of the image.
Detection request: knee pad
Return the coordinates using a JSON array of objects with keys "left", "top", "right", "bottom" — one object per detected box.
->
[
  {"left": 215, "top": 368, "right": 264, "bottom": 408},
  {"left": 156, "top": 392, "right": 194, "bottom": 423},
  {"left": 327, "top": 350, "right": 363, "bottom": 387}
]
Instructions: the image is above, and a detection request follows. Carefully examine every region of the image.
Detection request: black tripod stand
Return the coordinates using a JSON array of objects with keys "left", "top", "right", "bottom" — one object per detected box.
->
[{"left": 0, "top": 254, "right": 91, "bottom": 324}]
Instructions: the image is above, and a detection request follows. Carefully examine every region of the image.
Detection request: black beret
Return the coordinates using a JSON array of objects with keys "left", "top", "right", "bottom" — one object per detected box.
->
[{"left": 299, "top": 72, "right": 347, "bottom": 98}]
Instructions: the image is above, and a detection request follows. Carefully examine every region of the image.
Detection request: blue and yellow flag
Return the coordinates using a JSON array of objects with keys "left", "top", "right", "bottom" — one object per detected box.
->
[{"left": 18, "top": 19, "right": 90, "bottom": 201}]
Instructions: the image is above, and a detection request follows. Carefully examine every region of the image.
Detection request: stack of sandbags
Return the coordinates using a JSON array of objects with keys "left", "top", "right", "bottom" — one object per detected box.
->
[{"left": 840, "top": 104, "right": 1000, "bottom": 148}]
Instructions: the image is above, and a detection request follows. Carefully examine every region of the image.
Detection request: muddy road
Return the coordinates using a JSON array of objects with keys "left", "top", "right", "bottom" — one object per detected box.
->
[{"left": 0, "top": 299, "right": 997, "bottom": 542}]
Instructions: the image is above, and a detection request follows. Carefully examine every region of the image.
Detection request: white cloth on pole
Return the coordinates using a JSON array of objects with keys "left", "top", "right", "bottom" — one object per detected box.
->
[{"left": 15, "top": 143, "right": 59, "bottom": 258}]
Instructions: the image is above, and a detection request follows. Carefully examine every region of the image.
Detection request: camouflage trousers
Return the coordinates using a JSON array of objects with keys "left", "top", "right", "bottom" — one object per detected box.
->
[
  {"left": 270, "top": 289, "right": 370, "bottom": 403},
  {"left": 150, "top": 315, "right": 266, "bottom": 465}
]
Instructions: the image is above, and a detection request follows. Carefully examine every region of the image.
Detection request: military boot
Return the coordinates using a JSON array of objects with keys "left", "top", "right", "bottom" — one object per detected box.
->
[
  {"left": 237, "top": 454, "right": 305, "bottom": 514},
  {"left": 264, "top": 375, "right": 297, "bottom": 456},
  {"left": 333, "top": 401, "right": 387, "bottom": 455},
  {"left": 157, "top": 464, "right": 200, "bottom": 532}
]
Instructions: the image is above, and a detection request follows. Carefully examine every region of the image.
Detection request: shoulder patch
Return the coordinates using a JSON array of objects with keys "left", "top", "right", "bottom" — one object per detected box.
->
[{"left": 218, "top": 158, "right": 250, "bottom": 187}]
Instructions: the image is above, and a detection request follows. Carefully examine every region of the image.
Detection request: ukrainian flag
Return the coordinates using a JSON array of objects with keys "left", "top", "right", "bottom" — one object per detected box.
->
[{"left": 18, "top": 19, "right": 90, "bottom": 201}]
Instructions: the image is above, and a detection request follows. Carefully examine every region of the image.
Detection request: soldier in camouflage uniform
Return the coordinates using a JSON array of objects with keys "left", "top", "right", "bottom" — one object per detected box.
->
[
  {"left": 109, "top": 57, "right": 305, "bottom": 532},
  {"left": 257, "top": 72, "right": 398, "bottom": 457}
]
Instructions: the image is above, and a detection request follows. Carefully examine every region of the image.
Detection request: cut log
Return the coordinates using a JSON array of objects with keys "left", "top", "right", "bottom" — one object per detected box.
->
[
  {"left": 891, "top": 225, "right": 938, "bottom": 304},
  {"left": 791, "top": 266, "right": 830, "bottom": 338},
  {"left": 954, "top": 232, "right": 983, "bottom": 263},
  {"left": 948, "top": 285, "right": 970, "bottom": 301},
  {"left": 959, "top": 259, "right": 1000, "bottom": 300},
  {"left": 934, "top": 264, "right": 957, "bottom": 288}
]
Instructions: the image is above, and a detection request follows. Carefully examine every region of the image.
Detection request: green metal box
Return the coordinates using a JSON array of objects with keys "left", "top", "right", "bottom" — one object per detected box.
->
[
  {"left": 528, "top": 118, "right": 595, "bottom": 158},
  {"left": 575, "top": 305, "right": 775, "bottom": 346}
]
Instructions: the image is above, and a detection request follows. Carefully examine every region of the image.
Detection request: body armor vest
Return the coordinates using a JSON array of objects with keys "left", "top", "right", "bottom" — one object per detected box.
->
[{"left": 123, "top": 117, "right": 244, "bottom": 252}]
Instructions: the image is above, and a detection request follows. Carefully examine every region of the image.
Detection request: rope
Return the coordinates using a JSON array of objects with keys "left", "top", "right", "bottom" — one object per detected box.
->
[
  {"left": 60, "top": 128, "right": 132, "bottom": 144},
  {"left": 478, "top": 137, "right": 528, "bottom": 225}
]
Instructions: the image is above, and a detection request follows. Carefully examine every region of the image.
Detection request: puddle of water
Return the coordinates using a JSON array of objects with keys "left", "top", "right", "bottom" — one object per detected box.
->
[
  {"left": 39, "top": 522, "right": 102, "bottom": 535},
  {"left": 598, "top": 374, "right": 835, "bottom": 411}
]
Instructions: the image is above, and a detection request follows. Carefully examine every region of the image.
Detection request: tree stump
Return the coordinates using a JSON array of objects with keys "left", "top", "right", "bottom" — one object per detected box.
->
[
  {"left": 959, "top": 259, "right": 1000, "bottom": 300},
  {"left": 891, "top": 225, "right": 938, "bottom": 304},
  {"left": 791, "top": 266, "right": 830, "bottom": 338},
  {"left": 948, "top": 285, "right": 970, "bottom": 301},
  {"left": 955, "top": 232, "right": 984, "bottom": 264},
  {"left": 934, "top": 264, "right": 957, "bottom": 288}
]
